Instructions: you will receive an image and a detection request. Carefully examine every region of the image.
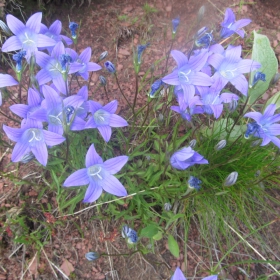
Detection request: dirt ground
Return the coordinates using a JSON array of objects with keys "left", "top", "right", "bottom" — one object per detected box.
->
[{"left": 1, "top": 0, "right": 280, "bottom": 279}]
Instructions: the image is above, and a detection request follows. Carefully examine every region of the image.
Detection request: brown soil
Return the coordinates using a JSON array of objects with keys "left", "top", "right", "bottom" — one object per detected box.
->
[{"left": 1, "top": 0, "right": 280, "bottom": 279}]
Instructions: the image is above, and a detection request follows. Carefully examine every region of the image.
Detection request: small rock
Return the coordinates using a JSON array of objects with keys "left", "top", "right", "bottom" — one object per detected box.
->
[
  {"left": 118, "top": 48, "right": 130, "bottom": 56},
  {"left": 166, "top": 5, "right": 172, "bottom": 12},
  {"left": 117, "top": 64, "right": 123, "bottom": 71}
]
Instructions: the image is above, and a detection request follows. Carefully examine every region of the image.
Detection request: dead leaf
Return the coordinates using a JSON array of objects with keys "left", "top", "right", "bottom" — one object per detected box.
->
[
  {"left": 60, "top": 259, "right": 74, "bottom": 276},
  {"left": 29, "top": 256, "right": 38, "bottom": 278}
]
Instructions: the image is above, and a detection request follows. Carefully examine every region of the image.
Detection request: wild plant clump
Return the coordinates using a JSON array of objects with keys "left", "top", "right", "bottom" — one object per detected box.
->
[{"left": 0, "top": 6, "right": 279, "bottom": 279}]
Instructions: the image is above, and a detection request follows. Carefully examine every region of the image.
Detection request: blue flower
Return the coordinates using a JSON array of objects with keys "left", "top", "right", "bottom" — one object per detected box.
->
[
  {"left": 188, "top": 176, "right": 202, "bottom": 190},
  {"left": 220, "top": 8, "right": 251, "bottom": 39},
  {"left": 59, "top": 54, "right": 73, "bottom": 72},
  {"left": 172, "top": 17, "right": 180, "bottom": 34},
  {"left": 171, "top": 267, "right": 218, "bottom": 280},
  {"left": 104, "top": 61, "right": 116, "bottom": 73},
  {"left": 13, "top": 50, "right": 26, "bottom": 72},
  {"left": 2, "top": 13, "right": 56, "bottom": 61},
  {"left": 170, "top": 146, "right": 208, "bottom": 170},
  {"left": 244, "top": 104, "right": 280, "bottom": 148},
  {"left": 85, "top": 100, "right": 128, "bottom": 142},
  {"left": 122, "top": 225, "right": 138, "bottom": 244},
  {"left": 85, "top": 252, "right": 99, "bottom": 261},
  {"left": 250, "top": 71, "right": 266, "bottom": 88},
  {"left": 63, "top": 144, "right": 128, "bottom": 203},
  {"left": 3, "top": 119, "right": 65, "bottom": 166},
  {"left": 137, "top": 43, "right": 149, "bottom": 64},
  {"left": 195, "top": 28, "right": 214, "bottom": 48},
  {"left": 149, "top": 79, "right": 163, "bottom": 97},
  {"left": 69, "top": 22, "right": 78, "bottom": 39}
]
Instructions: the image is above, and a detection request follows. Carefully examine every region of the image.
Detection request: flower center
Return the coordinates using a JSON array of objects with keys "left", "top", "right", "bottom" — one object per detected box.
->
[
  {"left": 27, "top": 128, "right": 43, "bottom": 146},
  {"left": 178, "top": 69, "right": 192, "bottom": 84},
  {"left": 93, "top": 109, "right": 110, "bottom": 125},
  {"left": 220, "top": 68, "right": 238, "bottom": 80},
  {"left": 88, "top": 165, "right": 104, "bottom": 181},
  {"left": 49, "top": 111, "right": 63, "bottom": 125}
]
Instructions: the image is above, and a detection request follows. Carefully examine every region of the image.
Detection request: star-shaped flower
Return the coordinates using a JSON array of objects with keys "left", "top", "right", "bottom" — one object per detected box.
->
[{"left": 63, "top": 144, "right": 128, "bottom": 203}]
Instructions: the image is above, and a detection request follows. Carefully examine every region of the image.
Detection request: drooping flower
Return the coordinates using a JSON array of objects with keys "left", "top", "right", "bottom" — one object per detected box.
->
[
  {"left": 2, "top": 12, "right": 56, "bottom": 60},
  {"left": 9, "top": 87, "right": 42, "bottom": 121},
  {"left": 85, "top": 100, "right": 128, "bottom": 142},
  {"left": 39, "top": 20, "right": 72, "bottom": 53},
  {"left": 220, "top": 8, "right": 251, "bottom": 39},
  {"left": 170, "top": 146, "right": 208, "bottom": 170},
  {"left": 3, "top": 119, "right": 65, "bottom": 166},
  {"left": 162, "top": 49, "right": 213, "bottom": 101},
  {"left": 188, "top": 176, "right": 202, "bottom": 190},
  {"left": 172, "top": 17, "right": 180, "bottom": 34},
  {"left": 208, "top": 45, "right": 261, "bottom": 96},
  {"left": 85, "top": 252, "right": 99, "bottom": 261},
  {"left": 122, "top": 225, "right": 138, "bottom": 244},
  {"left": 63, "top": 144, "right": 128, "bottom": 203},
  {"left": 68, "top": 47, "right": 102, "bottom": 80},
  {"left": 224, "top": 171, "right": 238, "bottom": 187},
  {"left": 104, "top": 61, "right": 116, "bottom": 73},
  {"left": 243, "top": 104, "right": 280, "bottom": 148}
]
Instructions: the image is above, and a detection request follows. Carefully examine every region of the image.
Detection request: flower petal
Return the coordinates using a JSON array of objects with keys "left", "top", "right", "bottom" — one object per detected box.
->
[
  {"left": 28, "top": 88, "right": 41, "bottom": 106},
  {"left": 230, "top": 74, "right": 248, "bottom": 96},
  {"left": 208, "top": 53, "right": 224, "bottom": 69},
  {"left": 11, "top": 141, "right": 30, "bottom": 162},
  {"left": 6, "top": 14, "right": 25, "bottom": 35},
  {"left": 79, "top": 47, "right": 91, "bottom": 63},
  {"left": 101, "top": 174, "right": 127, "bottom": 197},
  {"left": 0, "top": 74, "right": 18, "bottom": 87},
  {"left": 1, "top": 36, "right": 22, "bottom": 52},
  {"left": 49, "top": 20, "right": 62, "bottom": 35},
  {"left": 3, "top": 125, "right": 23, "bottom": 142},
  {"left": 26, "top": 12, "right": 42, "bottom": 33},
  {"left": 103, "top": 100, "right": 118, "bottom": 114},
  {"left": 31, "top": 141, "right": 48, "bottom": 166},
  {"left": 10, "top": 104, "right": 29, "bottom": 118},
  {"left": 83, "top": 182, "right": 102, "bottom": 203},
  {"left": 97, "top": 126, "right": 112, "bottom": 142},
  {"left": 104, "top": 156, "right": 129, "bottom": 175},
  {"left": 63, "top": 168, "right": 89, "bottom": 187},
  {"left": 237, "top": 59, "right": 261, "bottom": 74},
  {"left": 88, "top": 100, "right": 102, "bottom": 113},
  {"left": 85, "top": 144, "right": 103, "bottom": 167},
  {"left": 43, "top": 130, "right": 65, "bottom": 146},
  {"left": 110, "top": 114, "right": 128, "bottom": 127},
  {"left": 87, "top": 62, "right": 102, "bottom": 72},
  {"left": 191, "top": 72, "right": 213, "bottom": 86},
  {"left": 225, "top": 45, "right": 241, "bottom": 64},
  {"left": 171, "top": 50, "right": 189, "bottom": 69},
  {"left": 36, "top": 69, "right": 51, "bottom": 85},
  {"left": 53, "top": 75, "right": 67, "bottom": 95},
  {"left": 35, "top": 50, "right": 50, "bottom": 68},
  {"left": 269, "top": 136, "right": 280, "bottom": 149},
  {"left": 188, "top": 49, "right": 209, "bottom": 70},
  {"left": 243, "top": 111, "right": 262, "bottom": 122},
  {"left": 162, "top": 70, "right": 180, "bottom": 85}
]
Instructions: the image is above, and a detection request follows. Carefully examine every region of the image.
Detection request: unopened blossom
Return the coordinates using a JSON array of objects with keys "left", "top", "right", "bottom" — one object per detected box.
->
[
  {"left": 63, "top": 144, "right": 128, "bottom": 203},
  {"left": 162, "top": 49, "right": 213, "bottom": 101},
  {"left": 104, "top": 61, "right": 116, "bottom": 73},
  {"left": 220, "top": 8, "right": 251, "bottom": 39},
  {"left": 224, "top": 171, "right": 238, "bottom": 187},
  {"left": 170, "top": 146, "right": 208, "bottom": 170},
  {"left": 85, "top": 252, "right": 99, "bottom": 261},
  {"left": 149, "top": 79, "right": 163, "bottom": 98},
  {"left": 98, "top": 51, "right": 108, "bottom": 62},
  {"left": 172, "top": 17, "right": 180, "bottom": 34},
  {"left": 164, "top": 202, "right": 172, "bottom": 211},
  {"left": 3, "top": 119, "right": 65, "bottom": 166},
  {"left": 2, "top": 12, "right": 56, "bottom": 60},
  {"left": 85, "top": 100, "right": 128, "bottom": 142},
  {"left": 171, "top": 267, "right": 218, "bottom": 280},
  {"left": 188, "top": 176, "right": 202, "bottom": 190},
  {"left": 69, "top": 22, "right": 78, "bottom": 39},
  {"left": 208, "top": 45, "right": 261, "bottom": 96},
  {"left": 215, "top": 139, "right": 227, "bottom": 151},
  {"left": 13, "top": 50, "right": 26, "bottom": 72},
  {"left": 99, "top": 75, "right": 107, "bottom": 86},
  {"left": 250, "top": 71, "right": 266, "bottom": 88},
  {"left": 244, "top": 104, "right": 280, "bottom": 148},
  {"left": 137, "top": 43, "right": 149, "bottom": 64}
]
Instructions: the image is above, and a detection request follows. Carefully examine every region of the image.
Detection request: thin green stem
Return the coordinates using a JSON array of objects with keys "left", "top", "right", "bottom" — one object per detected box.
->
[
  {"left": 103, "top": 85, "right": 109, "bottom": 102},
  {"left": 132, "top": 74, "right": 139, "bottom": 114}
]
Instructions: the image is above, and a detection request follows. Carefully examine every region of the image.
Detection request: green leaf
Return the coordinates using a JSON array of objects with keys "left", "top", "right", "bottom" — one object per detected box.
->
[
  {"left": 140, "top": 224, "right": 158, "bottom": 238},
  {"left": 248, "top": 31, "right": 278, "bottom": 105},
  {"left": 265, "top": 91, "right": 280, "bottom": 110},
  {"left": 168, "top": 234, "right": 179, "bottom": 258},
  {"left": 153, "top": 231, "right": 163, "bottom": 241},
  {"left": 165, "top": 213, "right": 185, "bottom": 229}
]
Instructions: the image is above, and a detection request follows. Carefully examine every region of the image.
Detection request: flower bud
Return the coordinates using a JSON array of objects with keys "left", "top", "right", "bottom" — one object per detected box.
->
[
  {"left": 164, "top": 202, "right": 172, "bottom": 211},
  {"left": 215, "top": 140, "right": 226, "bottom": 151},
  {"left": 188, "top": 176, "right": 202, "bottom": 190},
  {"left": 104, "top": 61, "right": 116, "bottom": 73},
  {"left": 99, "top": 75, "right": 107, "bottom": 86},
  {"left": 98, "top": 51, "right": 108, "bottom": 62},
  {"left": 69, "top": 22, "right": 78, "bottom": 39},
  {"left": 172, "top": 17, "right": 180, "bottom": 34},
  {"left": 122, "top": 225, "right": 138, "bottom": 244},
  {"left": 189, "top": 139, "right": 197, "bottom": 148},
  {"left": 85, "top": 252, "right": 99, "bottom": 261},
  {"left": 158, "top": 113, "right": 164, "bottom": 122},
  {"left": 20, "top": 152, "right": 35, "bottom": 163},
  {"left": 224, "top": 171, "right": 238, "bottom": 187}
]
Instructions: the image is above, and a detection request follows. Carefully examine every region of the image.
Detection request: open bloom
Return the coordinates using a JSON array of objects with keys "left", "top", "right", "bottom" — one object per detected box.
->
[
  {"left": 171, "top": 267, "right": 217, "bottom": 280},
  {"left": 85, "top": 100, "right": 128, "bottom": 142},
  {"left": 162, "top": 49, "right": 213, "bottom": 101},
  {"left": 3, "top": 119, "right": 65, "bottom": 166},
  {"left": 244, "top": 104, "right": 280, "bottom": 148},
  {"left": 208, "top": 45, "right": 261, "bottom": 96},
  {"left": 63, "top": 144, "right": 128, "bottom": 203},
  {"left": 2, "top": 12, "right": 56, "bottom": 60},
  {"left": 170, "top": 146, "right": 208, "bottom": 170},
  {"left": 220, "top": 8, "right": 251, "bottom": 39}
]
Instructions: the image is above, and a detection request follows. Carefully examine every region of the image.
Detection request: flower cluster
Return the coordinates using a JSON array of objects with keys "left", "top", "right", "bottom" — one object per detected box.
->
[{"left": 171, "top": 267, "right": 217, "bottom": 280}]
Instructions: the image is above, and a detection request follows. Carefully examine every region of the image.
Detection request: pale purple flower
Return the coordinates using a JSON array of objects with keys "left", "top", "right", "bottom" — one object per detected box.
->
[
  {"left": 162, "top": 49, "right": 213, "bottom": 101},
  {"left": 69, "top": 47, "right": 102, "bottom": 80},
  {"left": 10, "top": 87, "right": 42, "bottom": 120},
  {"left": 0, "top": 74, "right": 18, "bottom": 88},
  {"left": 39, "top": 20, "right": 72, "bottom": 53},
  {"left": 85, "top": 100, "right": 128, "bottom": 142},
  {"left": 3, "top": 119, "right": 65, "bottom": 166},
  {"left": 220, "top": 8, "right": 251, "bottom": 39},
  {"left": 244, "top": 104, "right": 280, "bottom": 148},
  {"left": 198, "top": 77, "right": 239, "bottom": 119},
  {"left": 171, "top": 267, "right": 217, "bottom": 280},
  {"left": 36, "top": 42, "right": 82, "bottom": 94},
  {"left": 170, "top": 146, "right": 208, "bottom": 170},
  {"left": 208, "top": 45, "right": 261, "bottom": 96},
  {"left": 2, "top": 12, "right": 56, "bottom": 61},
  {"left": 63, "top": 144, "right": 128, "bottom": 203}
]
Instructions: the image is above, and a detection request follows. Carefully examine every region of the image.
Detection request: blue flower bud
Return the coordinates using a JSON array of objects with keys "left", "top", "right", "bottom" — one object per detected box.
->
[
  {"left": 172, "top": 17, "right": 180, "bottom": 34},
  {"left": 244, "top": 122, "right": 260, "bottom": 139},
  {"left": 189, "top": 139, "right": 197, "bottom": 148},
  {"left": 228, "top": 99, "right": 238, "bottom": 112},
  {"left": 104, "top": 61, "right": 116, "bottom": 73},
  {"left": 59, "top": 54, "right": 73, "bottom": 72},
  {"left": 63, "top": 105, "right": 75, "bottom": 124},
  {"left": 99, "top": 75, "right": 107, "bottom": 86},
  {"left": 98, "top": 51, "right": 108, "bottom": 62},
  {"left": 69, "top": 22, "right": 78, "bottom": 39},
  {"left": 137, "top": 43, "right": 150, "bottom": 64},
  {"left": 188, "top": 176, "right": 202, "bottom": 190},
  {"left": 215, "top": 139, "right": 227, "bottom": 151},
  {"left": 13, "top": 50, "right": 26, "bottom": 72},
  {"left": 85, "top": 252, "right": 99, "bottom": 261},
  {"left": 224, "top": 172, "right": 238, "bottom": 187},
  {"left": 251, "top": 71, "right": 266, "bottom": 88},
  {"left": 20, "top": 152, "right": 35, "bottom": 163},
  {"left": 164, "top": 202, "right": 172, "bottom": 211},
  {"left": 121, "top": 225, "right": 138, "bottom": 244},
  {"left": 149, "top": 79, "right": 163, "bottom": 98},
  {"left": 195, "top": 31, "right": 214, "bottom": 48}
]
